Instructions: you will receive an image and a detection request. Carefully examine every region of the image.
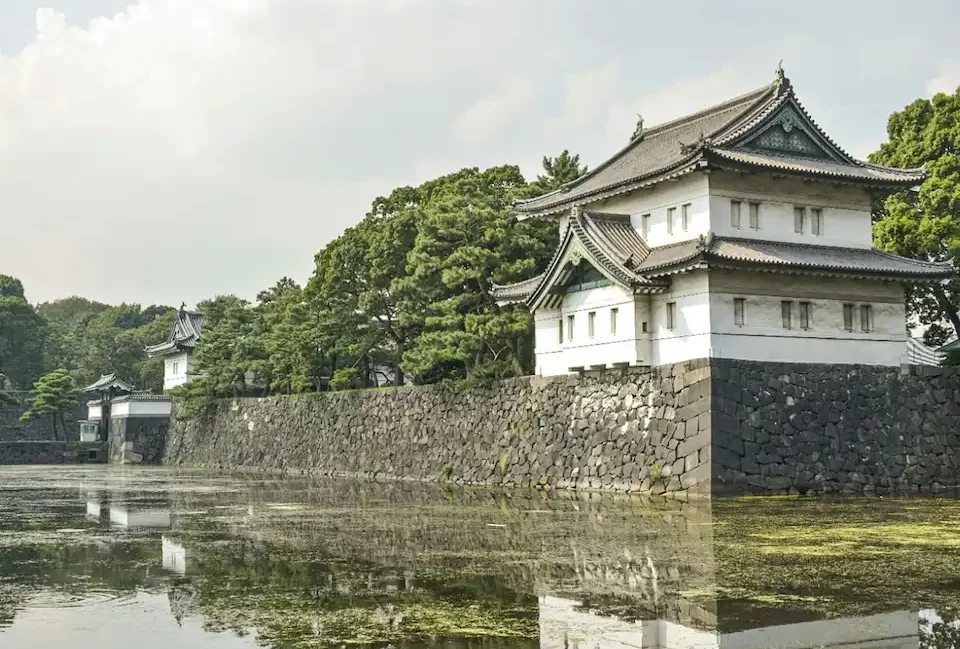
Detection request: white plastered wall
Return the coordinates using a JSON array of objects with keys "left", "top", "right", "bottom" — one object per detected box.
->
[
  {"left": 650, "top": 271, "right": 713, "bottom": 366},
  {"left": 163, "top": 351, "right": 192, "bottom": 391},
  {"left": 708, "top": 270, "right": 907, "bottom": 366},
  {"left": 708, "top": 171, "right": 874, "bottom": 249},
  {"left": 534, "top": 284, "right": 642, "bottom": 376},
  {"left": 590, "top": 172, "right": 710, "bottom": 248}
]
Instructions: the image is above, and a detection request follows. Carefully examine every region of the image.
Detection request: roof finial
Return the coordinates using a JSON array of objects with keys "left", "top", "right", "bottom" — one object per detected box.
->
[
  {"left": 775, "top": 60, "right": 784, "bottom": 84},
  {"left": 631, "top": 114, "right": 644, "bottom": 142}
]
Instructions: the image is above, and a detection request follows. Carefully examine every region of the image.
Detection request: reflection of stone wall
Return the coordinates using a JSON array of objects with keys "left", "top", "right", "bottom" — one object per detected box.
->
[
  {"left": 165, "top": 361, "right": 713, "bottom": 497},
  {"left": 0, "top": 441, "right": 69, "bottom": 464},
  {"left": 712, "top": 360, "right": 960, "bottom": 495}
]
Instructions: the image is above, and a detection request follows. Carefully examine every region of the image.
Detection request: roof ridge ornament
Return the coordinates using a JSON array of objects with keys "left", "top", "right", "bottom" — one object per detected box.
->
[
  {"left": 679, "top": 131, "right": 713, "bottom": 155},
  {"left": 774, "top": 60, "right": 792, "bottom": 96},
  {"left": 631, "top": 114, "right": 645, "bottom": 142}
]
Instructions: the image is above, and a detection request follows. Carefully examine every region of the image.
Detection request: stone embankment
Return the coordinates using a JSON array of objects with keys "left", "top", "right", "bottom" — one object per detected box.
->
[
  {"left": 163, "top": 359, "right": 960, "bottom": 497},
  {"left": 165, "top": 361, "right": 713, "bottom": 498}
]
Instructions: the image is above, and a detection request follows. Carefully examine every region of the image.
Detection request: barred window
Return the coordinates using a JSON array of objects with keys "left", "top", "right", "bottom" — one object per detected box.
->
[
  {"left": 799, "top": 302, "right": 811, "bottom": 330},
  {"left": 734, "top": 298, "right": 745, "bottom": 326},
  {"left": 781, "top": 301, "right": 792, "bottom": 329},
  {"left": 730, "top": 200, "right": 742, "bottom": 228},
  {"left": 794, "top": 207, "right": 805, "bottom": 234}
]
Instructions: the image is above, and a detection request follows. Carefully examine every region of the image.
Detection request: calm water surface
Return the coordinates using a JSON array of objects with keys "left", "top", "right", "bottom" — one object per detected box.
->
[{"left": 0, "top": 466, "right": 957, "bottom": 648}]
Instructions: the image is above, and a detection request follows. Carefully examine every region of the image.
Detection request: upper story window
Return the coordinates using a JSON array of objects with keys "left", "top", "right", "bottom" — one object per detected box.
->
[
  {"left": 641, "top": 214, "right": 650, "bottom": 240},
  {"left": 558, "top": 318, "right": 564, "bottom": 345},
  {"left": 681, "top": 203, "right": 691, "bottom": 232},
  {"left": 610, "top": 308, "right": 618, "bottom": 335},
  {"left": 843, "top": 303, "right": 854, "bottom": 332},
  {"left": 730, "top": 200, "right": 742, "bottom": 228},
  {"left": 734, "top": 298, "right": 745, "bottom": 326},
  {"left": 666, "top": 302, "right": 677, "bottom": 330},
  {"left": 794, "top": 207, "right": 805, "bottom": 234},
  {"left": 588, "top": 311, "right": 596, "bottom": 338},
  {"left": 811, "top": 208, "right": 823, "bottom": 236},
  {"left": 667, "top": 207, "right": 676, "bottom": 235},
  {"left": 799, "top": 302, "right": 812, "bottom": 330},
  {"left": 567, "top": 315, "right": 574, "bottom": 342},
  {"left": 749, "top": 202, "right": 760, "bottom": 230},
  {"left": 781, "top": 301, "right": 792, "bottom": 329},
  {"left": 860, "top": 305, "right": 872, "bottom": 333}
]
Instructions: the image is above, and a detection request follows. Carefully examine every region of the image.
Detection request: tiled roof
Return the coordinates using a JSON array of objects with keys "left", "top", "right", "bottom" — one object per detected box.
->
[
  {"left": 641, "top": 235, "right": 953, "bottom": 280},
  {"left": 83, "top": 373, "right": 134, "bottom": 393},
  {"left": 496, "top": 210, "right": 668, "bottom": 308},
  {"left": 491, "top": 274, "right": 544, "bottom": 303},
  {"left": 905, "top": 338, "right": 945, "bottom": 366},
  {"left": 515, "top": 75, "right": 926, "bottom": 217},
  {"left": 707, "top": 149, "right": 926, "bottom": 185},
  {"left": 145, "top": 309, "right": 205, "bottom": 356},
  {"left": 515, "top": 85, "right": 774, "bottom": 215}
]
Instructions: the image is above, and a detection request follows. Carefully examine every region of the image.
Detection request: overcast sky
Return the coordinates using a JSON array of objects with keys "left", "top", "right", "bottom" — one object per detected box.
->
[{"left": 1, "top": 0, "right": 958, "bottom": 308}]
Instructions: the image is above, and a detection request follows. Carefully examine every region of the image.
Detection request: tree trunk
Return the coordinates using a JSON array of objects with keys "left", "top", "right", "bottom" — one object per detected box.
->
[
  {"left": 51, "top": 414, "right": 58, "bottom": 442},
  {"left": 394, "top": 346, "right": 404, "bottom": 386},
  {"left": 932, "top": 285, "right": 960, "bottom": 339}
]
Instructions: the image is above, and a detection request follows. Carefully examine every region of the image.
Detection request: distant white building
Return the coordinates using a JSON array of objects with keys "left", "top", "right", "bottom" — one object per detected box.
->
[
  {"left": 494, "top": 68, "right": 952, "bottom": 376},
  {"left": 145, "top": 304, "right": 205, "bottom": 391}
]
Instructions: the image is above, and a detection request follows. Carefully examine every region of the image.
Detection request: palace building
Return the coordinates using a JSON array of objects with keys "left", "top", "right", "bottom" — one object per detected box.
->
[
  {"left": 145, "top": 304, "right": 205, "bottom": 391},
  {"left": 494, "top": 68, "right": 953, "bottom": 376}
]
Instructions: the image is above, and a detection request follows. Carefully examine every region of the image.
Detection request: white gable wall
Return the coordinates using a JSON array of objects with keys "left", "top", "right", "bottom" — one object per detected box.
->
[
  {"left": 163, "top": 351, "right": 192, "bottom": 391},
  {"left": 534, "top": 284, "right": 641, "bottom": 375},
  {"left": 708, "top": 171, "right": 874, "bottom": 248}
]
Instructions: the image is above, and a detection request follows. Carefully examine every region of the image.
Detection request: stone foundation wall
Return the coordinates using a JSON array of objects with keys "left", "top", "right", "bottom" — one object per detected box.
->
[
  {"left": 710, "top": 360, "right": 960, "bottom": 495},
  {"left": 163, "top": 359, "right": 960, "bottom": 496},
  {"left": 107, "top": 417, "right": 169, "bottom": 464},
  {"left": 165, "top": 362, "right": 713, "bottom": 497}
]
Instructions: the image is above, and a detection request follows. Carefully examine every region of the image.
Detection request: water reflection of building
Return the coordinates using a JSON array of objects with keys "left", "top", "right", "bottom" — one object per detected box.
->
[
  {"left": 162, "top": 536, "right": 188, "bottom": 575},
  {"left": 80, "top": 488, "right": 173, "bottom": 529},
  {"left": 539, "top": 599, "right": 919, "bottom": 649}
]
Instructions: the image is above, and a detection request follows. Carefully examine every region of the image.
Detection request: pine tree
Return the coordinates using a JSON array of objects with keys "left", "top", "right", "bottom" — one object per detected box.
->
[{"left": 20, "top": 369, "right": 82, "bottom": 441}]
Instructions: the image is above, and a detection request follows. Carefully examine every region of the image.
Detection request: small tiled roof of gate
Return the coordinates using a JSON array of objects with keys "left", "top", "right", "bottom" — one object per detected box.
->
[
  {"left": 144, "top": 308, "right": 205, "bottom": 356},
  {"left": 83, "top": 373, "right": 134, "bottom": 393},
  {"left": 515, "top": 74, "right": 926, "bottom": 216},
  {"left": 639, "top": 235, "right": 954, "bottom": 280}
]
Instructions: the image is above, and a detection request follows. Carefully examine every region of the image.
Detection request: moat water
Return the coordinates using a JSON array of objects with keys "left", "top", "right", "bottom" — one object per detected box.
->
[{"left": 0, "top": 466, "right": 956, "bottom": 648}]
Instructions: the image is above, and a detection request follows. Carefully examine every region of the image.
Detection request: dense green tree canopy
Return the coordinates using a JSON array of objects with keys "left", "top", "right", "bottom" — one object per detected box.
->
[
  {"left": 870, "top": 87, "right": 960, "bottom": 345},
  {"left": 0, "top": 275, "right": 46, "bottom": 389}
]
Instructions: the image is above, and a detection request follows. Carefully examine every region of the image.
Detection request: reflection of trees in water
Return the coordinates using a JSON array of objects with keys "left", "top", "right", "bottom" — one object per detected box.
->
[
  {"left": 4, "top": 474, "right": 960, "bottom": 647},
  {"left": 921, "top": 609, "right": 960, "bottom": 649},
  {"left": 160, "top": 483, "right": 716, "bottom": 646}
]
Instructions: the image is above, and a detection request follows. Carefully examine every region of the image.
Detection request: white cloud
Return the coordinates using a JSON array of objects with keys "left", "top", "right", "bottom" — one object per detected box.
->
[
  {"left": 557, "top": 60, "right": 620, "bottom": 127},
  {"left": 604, "top": 65, "right": 759, "bottom": 149},
  {"left": 454, "top": 78, "right": 536, "bottom": 142},
  {"left": 926, "top": 60, "right": 960, "bottom": 96},
  {"left": 0, "top": 0, "right": 567, "bottom": 306}
]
